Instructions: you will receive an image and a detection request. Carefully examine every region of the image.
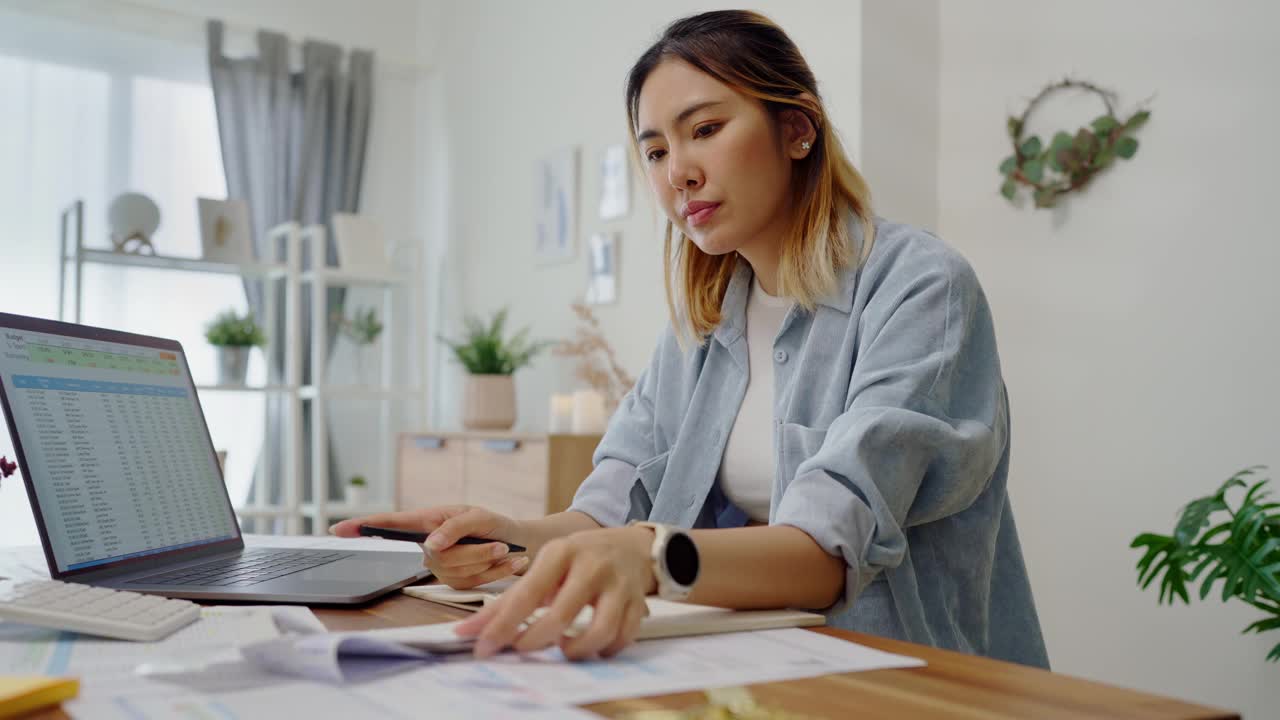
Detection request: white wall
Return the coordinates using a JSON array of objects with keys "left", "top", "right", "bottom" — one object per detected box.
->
[
  {"left": 860, "top": 0, "right": 938, "bottom": 231},
  {"left": 431, "top": 0, "right": 863, "bottom": 430},
  {"left": 937, "top": 1, "right": 1280, "bottom": 716}
]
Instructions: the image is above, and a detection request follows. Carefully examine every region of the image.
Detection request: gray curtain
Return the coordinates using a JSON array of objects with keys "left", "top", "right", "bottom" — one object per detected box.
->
[{"left": 206, "top": 21, "right": 374, "bottom": 524}]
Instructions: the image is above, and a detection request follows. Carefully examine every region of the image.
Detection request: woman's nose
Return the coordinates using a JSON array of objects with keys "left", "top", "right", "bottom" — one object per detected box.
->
[{"left": 666, "top": 149, "right": 703, "bottom": 191}]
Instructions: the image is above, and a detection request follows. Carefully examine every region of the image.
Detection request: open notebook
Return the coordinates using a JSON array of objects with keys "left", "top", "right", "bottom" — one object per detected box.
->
[{"left": 403, "top": 579, "right": 826, "bottom": 641}]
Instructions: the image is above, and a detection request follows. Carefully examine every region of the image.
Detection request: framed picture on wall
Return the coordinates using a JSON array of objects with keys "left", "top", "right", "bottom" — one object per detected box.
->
[
  {"left": 598, "top": 144, "right": 630, "bottom": 220},
  {"left": 535, "top": 146, "right": 579, "bottom": 263},
  {"left": 332, "top": 213, "right": 387, "bottom": 273},
  {"left": 197, "top": 197, "right": 252, "bottom": 264},
  {"left": 585, "top": 232, "right": 618, "bottom": 305}
]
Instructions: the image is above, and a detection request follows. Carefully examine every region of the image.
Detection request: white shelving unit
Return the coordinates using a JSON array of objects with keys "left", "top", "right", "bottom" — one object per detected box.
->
[
  {"left": 295, "top": 226, "right": 422, "bottom": 532},
  {"left": 58, "top": 202, "right": 422, "bottom": 535}
]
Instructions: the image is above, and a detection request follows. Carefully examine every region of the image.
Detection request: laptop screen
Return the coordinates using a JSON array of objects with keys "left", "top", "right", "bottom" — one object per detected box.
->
[{"left": 0, "top": 320, "right": 239, "bottom": 573}]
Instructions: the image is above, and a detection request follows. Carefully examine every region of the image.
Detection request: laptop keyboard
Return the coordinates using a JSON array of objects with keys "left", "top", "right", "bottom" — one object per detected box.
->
[{"left": 128, "top": 549, "right": 353, "bottom": 588}]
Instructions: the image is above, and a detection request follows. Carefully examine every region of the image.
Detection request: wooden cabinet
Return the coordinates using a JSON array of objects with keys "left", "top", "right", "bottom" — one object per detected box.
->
[{"left": 396, "top": 432, "right": 602, "bottom": 520}]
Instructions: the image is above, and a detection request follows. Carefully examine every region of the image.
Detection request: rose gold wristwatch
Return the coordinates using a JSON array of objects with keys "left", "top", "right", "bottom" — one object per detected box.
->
[{"left": 629, "top": 521, "right": 700, "bottom": 600}]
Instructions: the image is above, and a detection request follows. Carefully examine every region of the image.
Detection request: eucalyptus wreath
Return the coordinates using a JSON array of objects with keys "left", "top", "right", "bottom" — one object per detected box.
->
[{"left": 999, "top": 78, "right": 1151, "bottom": 209}]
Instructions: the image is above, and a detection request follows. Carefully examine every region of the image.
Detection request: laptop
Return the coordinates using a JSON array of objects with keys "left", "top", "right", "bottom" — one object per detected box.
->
[{"left": 0, "top": 312, "right": 431, "bottom": 604}]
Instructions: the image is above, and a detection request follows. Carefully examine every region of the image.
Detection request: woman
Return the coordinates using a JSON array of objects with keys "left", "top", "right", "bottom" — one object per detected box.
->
[{"left": 334, "top": 9, "right": 1048, "bottom": 668}]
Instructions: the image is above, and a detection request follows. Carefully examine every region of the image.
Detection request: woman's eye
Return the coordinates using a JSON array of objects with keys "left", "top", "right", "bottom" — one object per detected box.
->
[
  {"left": 694, "top": 123, "right": 720, "bottom": 138},
  {"left": 646, "top": 148, "right": 667, "bottom": 163}
]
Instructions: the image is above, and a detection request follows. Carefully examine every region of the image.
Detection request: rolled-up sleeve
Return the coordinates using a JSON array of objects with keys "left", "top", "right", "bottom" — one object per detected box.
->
[
  {"left": 774, "top": 249, "right": 1008, "bottom": 612},
  {"left": 569, "top": 328, "right": 673, "bottom": 527}
]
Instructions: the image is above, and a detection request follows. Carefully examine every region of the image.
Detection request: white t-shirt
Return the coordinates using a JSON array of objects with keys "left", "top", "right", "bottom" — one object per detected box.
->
[{"left": 717, "top": 278, "right": 793, "bottom": 522}]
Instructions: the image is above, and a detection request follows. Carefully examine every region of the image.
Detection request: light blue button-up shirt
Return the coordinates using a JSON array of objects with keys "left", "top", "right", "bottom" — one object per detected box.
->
[{"left": 570, "top": 214, "right": 1050, "bottom": 668}]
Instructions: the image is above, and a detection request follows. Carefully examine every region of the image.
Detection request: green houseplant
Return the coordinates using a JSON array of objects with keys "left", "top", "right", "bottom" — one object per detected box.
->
[
  {"left": 204, "top": 309, "right": 265, "bottom": 386},
  {"left": 334, "top": 305, "right": 385, "bottom": 385},
  {"left": 346, "top": 474, "right": 368, "bottom": 507},
  {"left": 1131, "top": 466, "right": 1280, "bottom": 661},
  {"left": 438, "top": 308, "right": 550, "bottom": 429}
]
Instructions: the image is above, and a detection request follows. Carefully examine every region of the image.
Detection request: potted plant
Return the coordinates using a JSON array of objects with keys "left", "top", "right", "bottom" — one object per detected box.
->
[
  {"left": 1131, "top": 466, "right": 1280, "bottom": 661},
  {"left": 439, "top": 308, "right": 550, "bottom": 430},
  {"left": 205, "top": 309, "right": 265, "bottom": 386},
  {"left": 334, "top": 305, "right": 384, "bottom": 386},
  {"left": 346, "top": 474, "right": 368, "bottom": 507}
]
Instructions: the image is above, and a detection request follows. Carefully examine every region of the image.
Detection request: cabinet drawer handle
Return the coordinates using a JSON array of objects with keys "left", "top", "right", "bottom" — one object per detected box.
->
[
  {"left": 481, "top": 439, "right": 520, "bottom": 453},
  {"left": 413, "top": 436, "right": 445, "bottom": 450}
]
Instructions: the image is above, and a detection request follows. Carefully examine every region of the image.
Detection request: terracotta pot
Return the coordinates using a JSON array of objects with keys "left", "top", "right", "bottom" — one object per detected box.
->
[{"left": 463, "top": 374, "right": 516, "bottom": 430}]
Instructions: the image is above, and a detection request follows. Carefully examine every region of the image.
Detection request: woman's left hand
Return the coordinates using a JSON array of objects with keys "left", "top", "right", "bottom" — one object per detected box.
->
[{"left": 454, "top": 525, "right": 656, "bottom": 660}]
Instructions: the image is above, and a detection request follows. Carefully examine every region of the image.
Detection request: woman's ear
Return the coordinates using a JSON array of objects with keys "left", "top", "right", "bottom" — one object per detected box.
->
[{"left": 779, "top": 94, "right": 819, "bottom": 159}]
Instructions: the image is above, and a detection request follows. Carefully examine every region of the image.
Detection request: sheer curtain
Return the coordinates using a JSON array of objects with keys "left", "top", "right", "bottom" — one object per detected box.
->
[
  {"left": 206, "top": 21, "right": 374, "bottom": 520},
  {"left": 0, "top": 8, "right": 261, "bottom": 545}
]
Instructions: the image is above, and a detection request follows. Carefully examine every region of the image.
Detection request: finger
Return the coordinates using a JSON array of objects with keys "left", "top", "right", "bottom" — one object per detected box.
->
[
  {"left": 330, "top": 507, "right": 464, "bottom": 537},
  {"left": 438, "top": 556, "right": 529, "bottom": 590},
  {"left": 329, "top": 511, "right": 424, "bottom": 537},
  {"left": 514, "top": 557, "right": 606, "bottom": 654},
  {"left": 432, "top": 558, "right": 503, "bottom": 579},
  {"left": 432, "top": 542, "right": 510, "bottom": 569},
  {"left": 425, "top": 508, "right": 503, "bottom": 552},
  {"left": 600, "top": 599, "right": 648, "bottom": 658},
  {"left": 458, "top": 542, "right": 572, "bottom": 656},
  {"left": 560, "top": 587, "right": 627, "bottom": 660}
]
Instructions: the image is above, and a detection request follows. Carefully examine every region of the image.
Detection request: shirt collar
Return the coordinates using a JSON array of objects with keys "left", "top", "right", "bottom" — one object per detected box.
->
[
  {"left": 712, "top": 258, "right": 753, "bottom": 347},
  {"left": 815, "top": 210, "right": 871, "bottom": 314},
  {"left": 713, "top": 210, "right": 871, "bottom": 347}
]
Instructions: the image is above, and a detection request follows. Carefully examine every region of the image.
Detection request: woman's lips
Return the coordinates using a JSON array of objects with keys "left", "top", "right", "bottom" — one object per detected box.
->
[{"left": 686, "top": 202, "right": 720, "bottom": 227}]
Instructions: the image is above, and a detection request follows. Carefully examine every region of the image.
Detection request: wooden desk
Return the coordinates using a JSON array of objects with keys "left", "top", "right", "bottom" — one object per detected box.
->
[
  {"left": 10, "top": 574, "right": 1237, "bottom": 719},
  {"left": 310, "top": 592, "right": 1234, "bottom": 720}
]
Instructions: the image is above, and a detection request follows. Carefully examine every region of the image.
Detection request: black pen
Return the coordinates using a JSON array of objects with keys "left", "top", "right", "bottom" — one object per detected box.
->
[{"left": 358, "top": 524, "right": 526, "bottom": 553}]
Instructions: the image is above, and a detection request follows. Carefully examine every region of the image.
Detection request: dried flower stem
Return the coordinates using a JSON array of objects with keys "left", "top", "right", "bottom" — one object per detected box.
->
[{"left": 554, "top": 302, "right": 636, "bottom": 410}]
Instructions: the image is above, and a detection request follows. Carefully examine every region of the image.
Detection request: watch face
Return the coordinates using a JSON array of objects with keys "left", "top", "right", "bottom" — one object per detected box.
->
[{"left": 665, "top": 531, "right": 700, "bottom": 586}]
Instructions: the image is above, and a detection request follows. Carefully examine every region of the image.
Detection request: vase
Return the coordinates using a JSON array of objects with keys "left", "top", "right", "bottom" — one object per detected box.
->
[
  {"left": 216, "top": 346, "right": 251, "bottom": 386},
  {"left": 354, "top": 344, "right": 378, "bottom": 387},
  {"left": 463, "top": 374, "right": 516, "bottom": 430},
  {"left": 345, "top": 484, "right": 368, "bottom": 507}
]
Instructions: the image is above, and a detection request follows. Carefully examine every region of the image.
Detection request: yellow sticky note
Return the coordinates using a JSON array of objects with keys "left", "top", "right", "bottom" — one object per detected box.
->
[{"left": 0, "top": 676, "right": 79, "bottom": 719}]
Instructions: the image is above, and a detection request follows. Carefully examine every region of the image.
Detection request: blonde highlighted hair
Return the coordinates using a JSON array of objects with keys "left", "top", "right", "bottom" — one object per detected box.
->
[{"left": 626, "top": 10, "right": 875, "bottom": 346}]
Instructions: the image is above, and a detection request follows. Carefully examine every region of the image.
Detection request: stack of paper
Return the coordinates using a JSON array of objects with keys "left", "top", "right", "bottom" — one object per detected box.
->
[{"left": 404, "top": 580, "right": 827, "bottom": 641}]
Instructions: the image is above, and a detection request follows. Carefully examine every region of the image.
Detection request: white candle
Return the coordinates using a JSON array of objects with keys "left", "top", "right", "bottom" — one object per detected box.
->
[
  {"left": 570, "top": 389, "right": 607, "bottom": 434},
  {"left": 548, "top": 393, "right": 574, "bottom": 433}
]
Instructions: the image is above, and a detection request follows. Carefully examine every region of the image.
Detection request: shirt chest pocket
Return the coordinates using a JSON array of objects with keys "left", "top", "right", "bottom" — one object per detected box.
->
[
  {"left": 777, "top": 422, "right": 828, "bottom": 486},
  {"left": 625, "top": 449, "right": 671, "bottom": 523}
]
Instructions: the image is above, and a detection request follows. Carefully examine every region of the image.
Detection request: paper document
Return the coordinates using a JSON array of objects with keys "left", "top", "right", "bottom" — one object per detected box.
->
[
  {"left": 405, "top": 580, "right": 826, "bottom": 640},
  {"left": 242, "top": 619, "right": 922, "bottom": 706},
  {"left": 0, "top": 606, "right": 281, "bottom": 696},
  {"left": 242, "top": 622, "right": 468, "bottom": 684},
  {"left": 402, "top": 577, "right": 517, "bottom": 611},
  {"left": 67, "top": 668, "right": 600, "bottom": 720},
  {"left": 472, "top": 628, "right": 927, "bottom": 705},
  {"left": 245, "top": 596, "right": 826, "bottom": 685},
  {"left": 0, "top": 603, "right": 330, "bottom": 720}
]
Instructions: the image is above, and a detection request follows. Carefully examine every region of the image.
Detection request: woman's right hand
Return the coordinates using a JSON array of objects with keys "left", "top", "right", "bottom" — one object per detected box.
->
[{"left": 330, "top": 506, "right": 530, "bottom": 589}]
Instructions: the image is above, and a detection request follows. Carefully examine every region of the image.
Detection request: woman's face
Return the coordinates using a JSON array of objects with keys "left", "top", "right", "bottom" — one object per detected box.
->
[{"left": 636, "top": 58, "right": 809, "bottom": 258}]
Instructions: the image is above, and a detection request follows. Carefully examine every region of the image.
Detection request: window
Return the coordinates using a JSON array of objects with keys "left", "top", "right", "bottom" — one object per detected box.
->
[{"left": 0, "top": 9, "right": 261, "bottom": 545}]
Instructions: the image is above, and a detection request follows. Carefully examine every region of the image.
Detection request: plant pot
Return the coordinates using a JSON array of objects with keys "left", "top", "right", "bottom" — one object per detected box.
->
[
  {"left": 345, "top": 484, "right": 368, "bottom": 507},
  {"left": 463, "top": 374, "right": 516, "bottom": 430},
  {"left": 216, "top": 346, "right": 251, "bottom": 386},
  {"left": 354, "top": 344, "right": 379, "bottom": 387}
]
